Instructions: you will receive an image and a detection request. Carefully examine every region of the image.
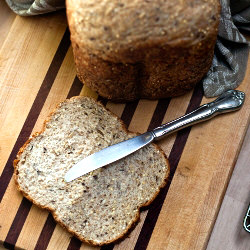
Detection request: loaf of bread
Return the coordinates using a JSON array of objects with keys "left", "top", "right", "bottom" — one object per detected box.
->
[
  {"left": 66, "top": 0, "right": 220, "bottom": 101},
  {"left": 14, "top": 97, "right": 169, "bottom": 245}
]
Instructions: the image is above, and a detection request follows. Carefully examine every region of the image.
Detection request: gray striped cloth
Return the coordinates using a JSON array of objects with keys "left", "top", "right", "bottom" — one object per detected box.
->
[
  {"left": 5, "top": 0, "right": 65, "bottom": 16},
  {"left": 5, "top": 0, "right": 250, "bottom": 97},
  {"left": 203, "top": 0, "right": 250, "bottom": 97}
]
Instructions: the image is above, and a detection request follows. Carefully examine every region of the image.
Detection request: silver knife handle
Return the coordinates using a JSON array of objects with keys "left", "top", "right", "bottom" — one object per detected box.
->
[{"left": 152, "top": 89, "right": 245, "bottom": 140}]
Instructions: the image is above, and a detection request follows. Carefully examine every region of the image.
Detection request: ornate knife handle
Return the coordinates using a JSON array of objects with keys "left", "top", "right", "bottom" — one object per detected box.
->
[{"left": 152, "top": 90, "right": 245, "bottom": 140}]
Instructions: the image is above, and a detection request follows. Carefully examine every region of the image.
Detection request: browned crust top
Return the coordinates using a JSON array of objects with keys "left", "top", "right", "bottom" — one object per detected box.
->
[{"left": 66, "top": 0, "right": 220, "bottom": 62}]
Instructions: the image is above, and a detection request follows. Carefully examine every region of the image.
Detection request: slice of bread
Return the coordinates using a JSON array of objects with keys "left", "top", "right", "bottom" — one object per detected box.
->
[{"left": 14, "top": 97, "right": 169, "bottom": 245}]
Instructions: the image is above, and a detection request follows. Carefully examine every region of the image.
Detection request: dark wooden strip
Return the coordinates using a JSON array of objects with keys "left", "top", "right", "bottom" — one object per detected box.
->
[
  {"left": 33, "top": 79, "right": 83, "bottom": 249},
  {"left": 34, "top": 213, "right": 57, "bottom": 250},
  {"left": 97, "top": 95, "right": 108, "bottom": 106},
  {"left": 67, "top": 237, "right": 82, "bottom": 250},
  {"left": 101, "top": 245, "right": 115, "bottom": 250},
  {"left": 0, "top": 28, "right": 71, "bottom": 203},
  {"left": 134, "top": 84, "right": 204, "bottom": 250},
  {"left": 3, "top": 198, "right": 32, "bottom": 249},
  {"left": 2, "top": 28, "right": 71, "bottom": 248},
  {"left": 120, "top": 100, "right": 139, "bottom": 127},
  {"left": 147, "top": 98, "right": 171, "bottom": 132},
  {"left": 66, "top": 76, "right": 83, "bottom": 99}
]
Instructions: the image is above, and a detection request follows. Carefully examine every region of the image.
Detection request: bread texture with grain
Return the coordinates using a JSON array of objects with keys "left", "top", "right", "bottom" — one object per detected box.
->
[
  {"left": 14, "top": 97, "right": 169, "bottom": 245},
  {"left": 66, "top": 0, "right": 220, "bottom": 101}
]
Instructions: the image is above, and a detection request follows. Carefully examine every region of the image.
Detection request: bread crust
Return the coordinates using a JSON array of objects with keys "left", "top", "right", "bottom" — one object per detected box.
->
[
  {"left": 66, "top": 0, "right": 220, "bottom": 101},
  {"left": 71, "top": 36, "right": 216, "bottom": 101},
  {"left": 13, "top": 96, "right": 170, "bottom": 246}
]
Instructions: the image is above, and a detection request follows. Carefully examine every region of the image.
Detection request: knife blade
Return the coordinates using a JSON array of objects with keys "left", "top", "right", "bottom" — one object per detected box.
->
[
  {"left": 65, "top": 89, "right": 245, "bottom": 182},
  {"left": 64, "top": 132, "right": 154, "bottom": 182}
]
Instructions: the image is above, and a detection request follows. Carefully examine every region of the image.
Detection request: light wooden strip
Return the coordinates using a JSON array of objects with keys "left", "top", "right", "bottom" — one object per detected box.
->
[
  {"left": 15, "top": 47, "right": 77, "bottom": 249},
  {"left": 46, "top": 224, "right": 73, "bottom": 250},
  {"left": 147, "top": 62, "right": 250, "bottom": 249},
  {"left": 0, "top": 1, "right": 15, "bottom": 49},
  {"left": 31, "top": 46, "right": 76, "bottom": 133},
  {"left": 127, "top": 99, "right": 156, "bottom": 131},
  {"left": 128, "top": 99, "right": 158, "bottom": 133},
  {"left": 79, "top": 243, "right": 100, "bottom": 250},
  {"left": 0, "top": 14, "right": 67, "bottom": 175},
  {"left": 15, "top": 206, "right": 50, "bottom": 250},
  {"left": 0, "top": 178, "right": 23, "bottom": 243},
  {"left": 161, "top": 92, "right": 193, "bottom": 124},
  {"left": 158, "top": 91, "right": 193, "bottom": 156},
  {"left": 189, "top": 84, "right": 250, "bottom": 250},
  {"left": 80, "top": 85, "right": 98, "bottom": 99},
  {"left": 106, "top": 102, "right": 126, "bottom": 118}
]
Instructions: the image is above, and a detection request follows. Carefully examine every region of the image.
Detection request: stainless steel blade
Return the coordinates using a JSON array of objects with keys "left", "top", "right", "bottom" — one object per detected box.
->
[{"left": 64, "top": 131, "right": 155, "bottom": 182}]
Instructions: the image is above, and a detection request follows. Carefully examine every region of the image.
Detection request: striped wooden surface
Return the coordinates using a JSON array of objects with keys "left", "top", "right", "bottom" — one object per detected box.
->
[{"left": 0, "top": 4, "right": 249, "bottom": 250}]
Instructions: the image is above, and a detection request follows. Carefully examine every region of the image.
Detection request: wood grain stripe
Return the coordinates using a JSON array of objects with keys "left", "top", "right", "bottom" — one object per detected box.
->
[
  {"left": 1, "top": 28, "right": 71, "bottom": 248},
  {"left": 34, "top": 213, "right": 57, "bottom": 250},
  {"left": 67, "top": 237, "right": 82, "bottom": 250},
  {"left": 0, "top": 28, "right": 71, "bottom": 203},
  {"left": 3, "top": 198, "right": 32, "bottom": 249},
  {"left": 134, "top": 84, "right": 203, "bottom": 249},
  {"left": 120, "top": 100, "right": 139, "bottom": 127},
  {"left": 101, "top": 245, "right": 114, "bottom": 250},
  {"left": 0, "top": 1, "right": 15, "bottom": 49},
  {"left": 147, "top": 98, "right": 171, "bottom": 132},
  {"left": 33, "top": 77, "right": 83, "bottom": 250},
  {"left": 67, "top": 76, "right": 84, "bottom": 99}
]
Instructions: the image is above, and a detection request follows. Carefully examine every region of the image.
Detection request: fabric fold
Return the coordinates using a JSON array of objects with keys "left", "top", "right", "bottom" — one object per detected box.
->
[
  {"left": 5, "top": 0, "right": 65, "bottom": 16},
  {"left": 202, "top": 0, "right": 250, "bottom": 97}
]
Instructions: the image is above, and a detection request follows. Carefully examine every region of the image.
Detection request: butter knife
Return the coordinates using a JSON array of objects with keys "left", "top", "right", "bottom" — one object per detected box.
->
[{"left": 65, "top": 89, "right": 245, "bottom": 182}]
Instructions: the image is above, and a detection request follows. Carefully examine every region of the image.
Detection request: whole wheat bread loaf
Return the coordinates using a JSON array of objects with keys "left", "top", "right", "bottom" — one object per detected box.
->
[
  {"left": 66, "top": 0, "right": 220, "bottom": 101},
  {"left": 14, "top": 97, "right": 169, "bottom": 245}
]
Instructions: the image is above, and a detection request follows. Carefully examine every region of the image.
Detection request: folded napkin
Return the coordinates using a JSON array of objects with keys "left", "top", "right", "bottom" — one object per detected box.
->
[
  {"left": 202, "top": 0, "right": 250, "bottom": 97},
  {"left": 5, "top": 0, "right": 65, "bottom": 15},
  {"left": 5, "top": 0, "right": 250, "bottom": 97}
]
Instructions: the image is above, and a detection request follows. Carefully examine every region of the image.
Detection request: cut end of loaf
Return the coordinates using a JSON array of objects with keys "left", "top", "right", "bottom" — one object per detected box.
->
[{"left": 14, "top": 96, "right": 169, "bottom": 245}]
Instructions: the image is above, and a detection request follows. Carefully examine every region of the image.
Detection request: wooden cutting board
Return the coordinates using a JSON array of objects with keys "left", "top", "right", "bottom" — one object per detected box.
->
[{"left": 0, "top": 4, "right": 249, "bottom": 250}]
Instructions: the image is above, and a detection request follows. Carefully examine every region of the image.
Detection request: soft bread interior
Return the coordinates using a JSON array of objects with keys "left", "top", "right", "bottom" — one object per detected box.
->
[{"left": 15, "top": 97, "right": 169, "bottom": 245}]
